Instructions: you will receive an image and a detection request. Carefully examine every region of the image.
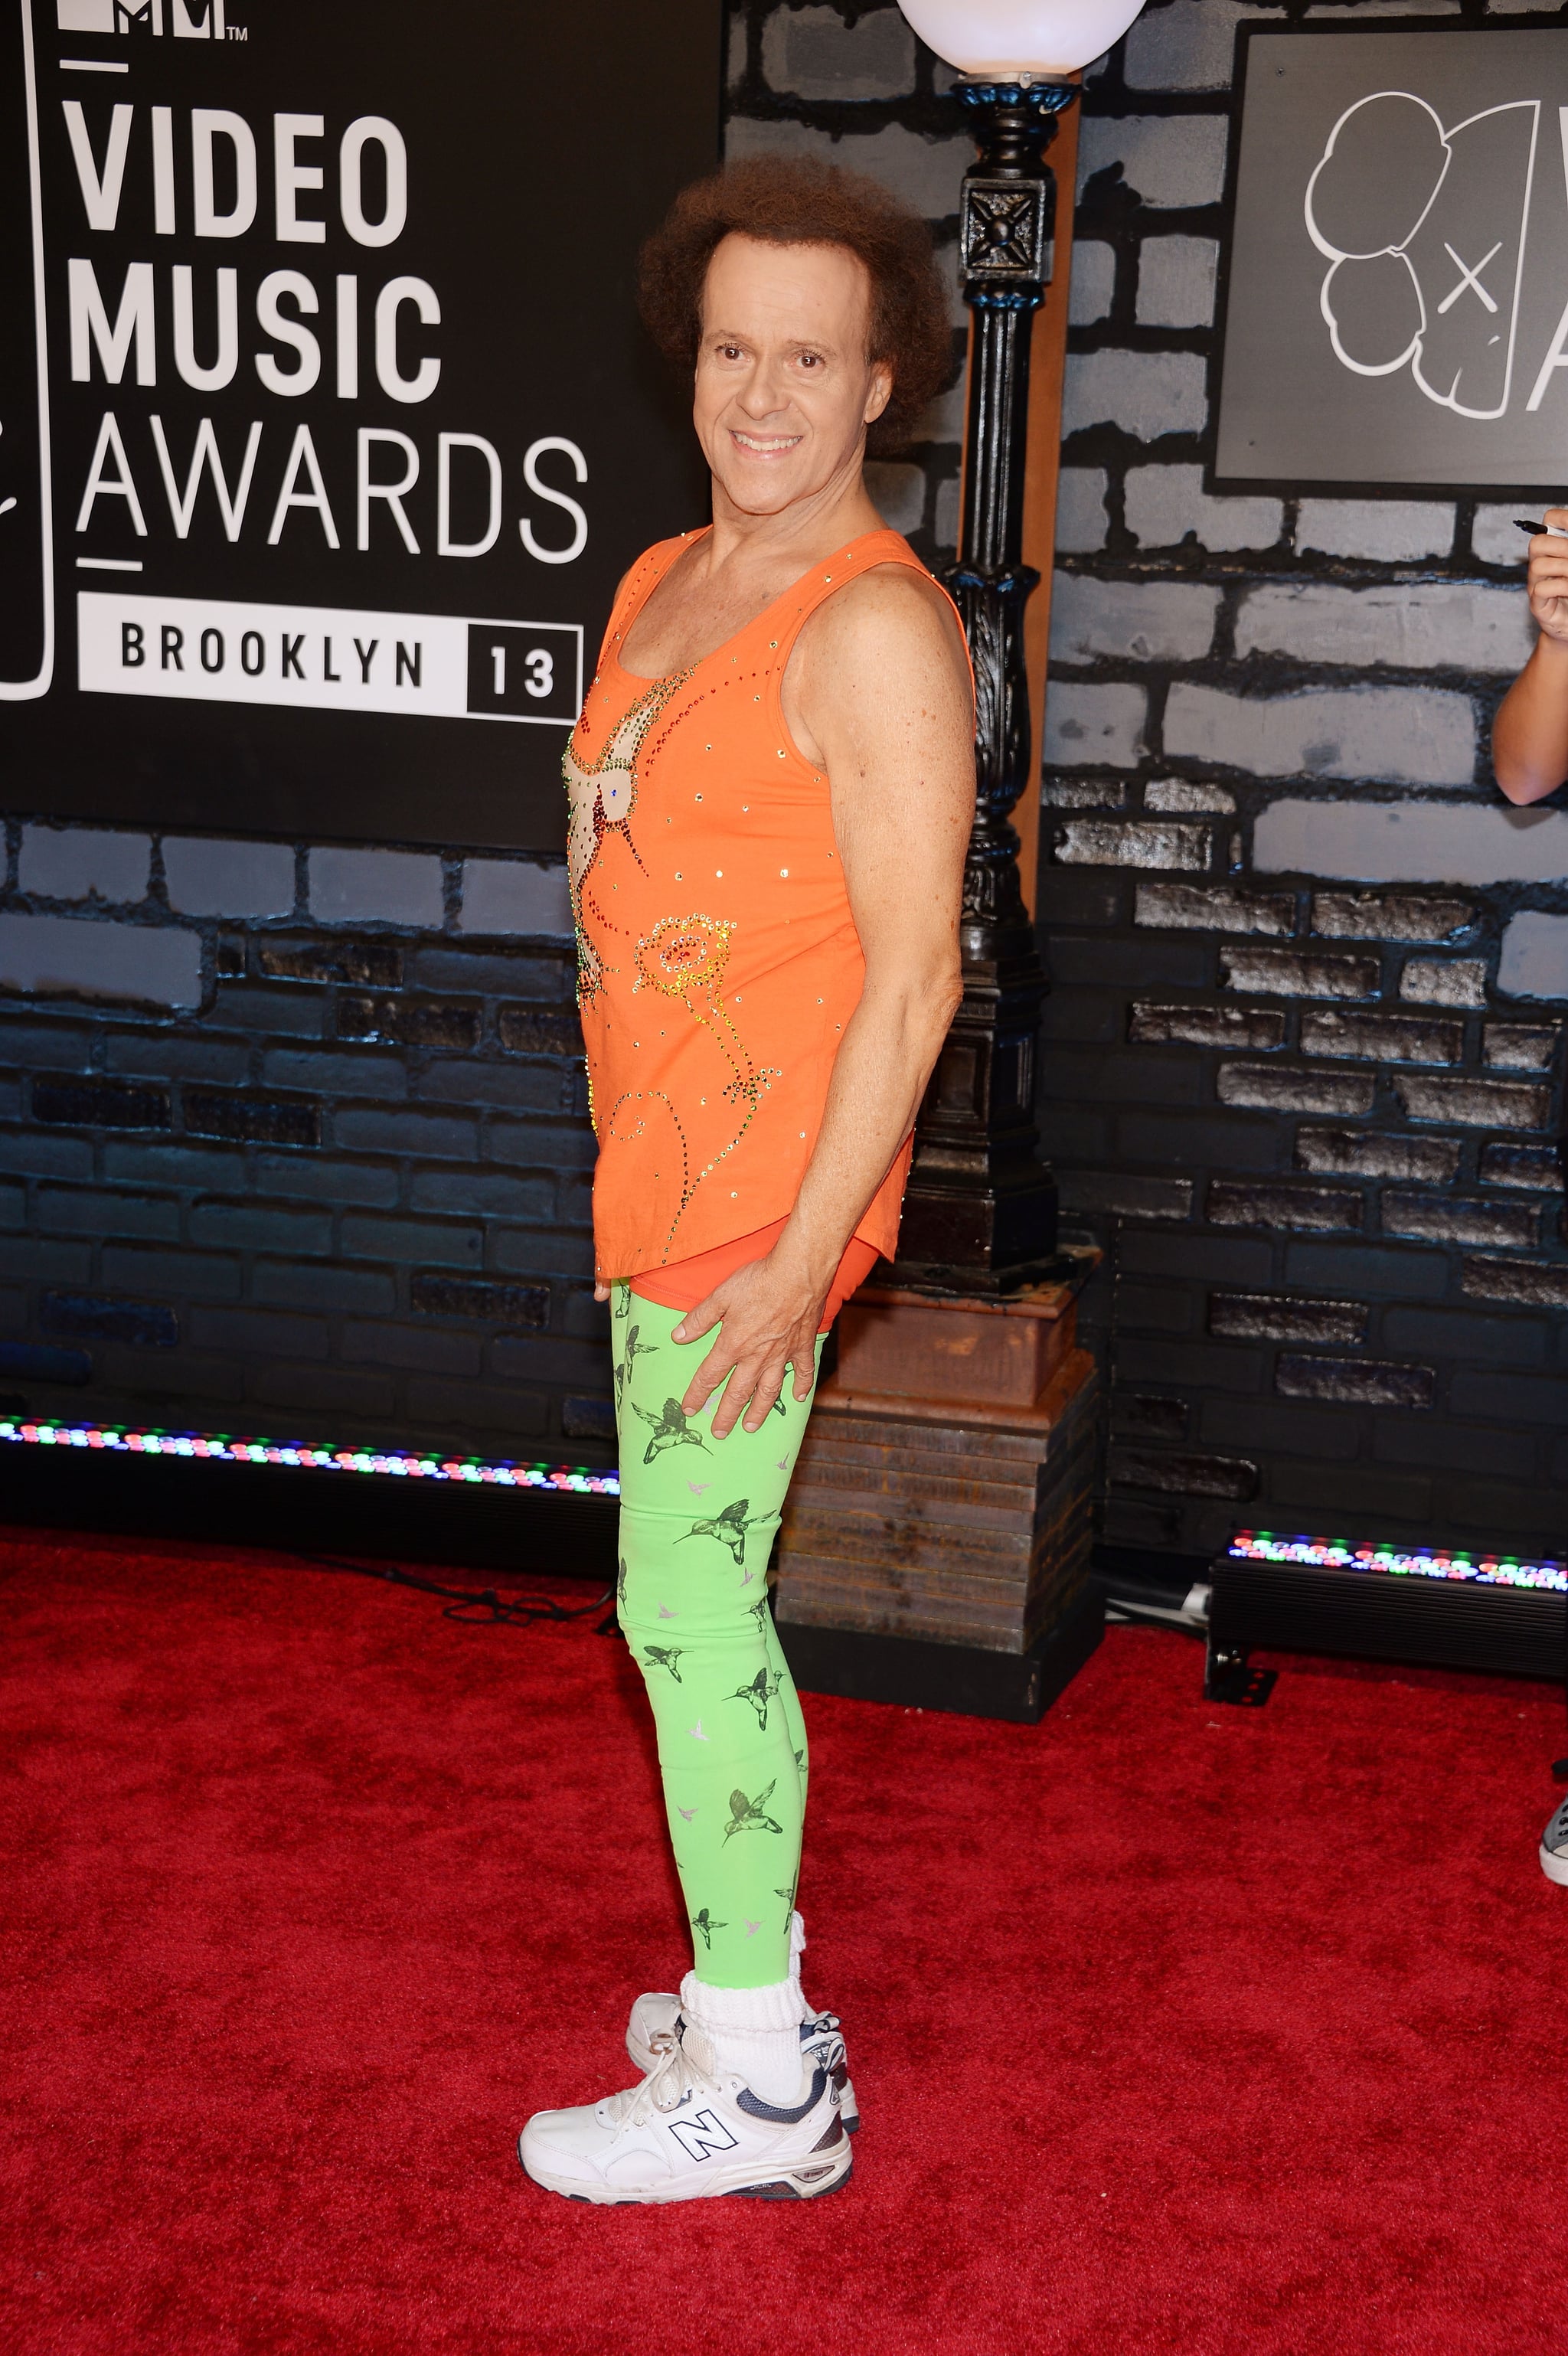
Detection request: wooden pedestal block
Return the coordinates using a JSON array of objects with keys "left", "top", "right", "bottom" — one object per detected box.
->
[
  {"left": 833, "top": 1274, "right": 1083, "bottom": 1412},
  {"left": 776, "top": 1342, "right": 1100, "bottom": 1658}
]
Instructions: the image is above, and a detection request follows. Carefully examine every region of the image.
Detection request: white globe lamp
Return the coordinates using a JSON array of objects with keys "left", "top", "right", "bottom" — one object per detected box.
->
[{"left": 897, "top": 0, "right": 1147, "bottom": 79}]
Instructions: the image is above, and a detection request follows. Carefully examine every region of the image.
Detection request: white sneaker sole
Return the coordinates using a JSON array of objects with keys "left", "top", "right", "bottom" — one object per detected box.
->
[
  {"left": 1540, "top": 1841, "right": 1568, "bottom": 1886},
  {"left": 626, "top": 2025, "right": 861, "bottom": 2135},
  {"left": 518, "top": 2128, "right": 854, "bottom": 2205}
]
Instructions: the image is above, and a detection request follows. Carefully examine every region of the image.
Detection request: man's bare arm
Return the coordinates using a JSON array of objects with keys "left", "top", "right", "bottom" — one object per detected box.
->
[
  {"left": 672, "top": 568, "right": 972, "bottom": 1437},
  {"left": 1493, "top": 509, "right": 1568, "bottom": 805}
]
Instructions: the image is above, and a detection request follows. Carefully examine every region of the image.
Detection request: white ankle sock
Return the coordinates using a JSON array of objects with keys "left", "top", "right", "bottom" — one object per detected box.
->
[
  {"left": 789, "top": 1910, "right": 815, "bottom": 2015},
  {"left": 679, "top": 1970, "right": 807, "bottom": 2105}
]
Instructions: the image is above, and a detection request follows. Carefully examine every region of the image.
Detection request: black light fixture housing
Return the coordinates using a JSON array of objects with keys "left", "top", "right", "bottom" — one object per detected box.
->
[
  {"left": 0, "top": 1414, "right": 620, "bottom": 1578},
  {"left": 1206, "top": 1531, "right": 1568, "bottom": 1697}
]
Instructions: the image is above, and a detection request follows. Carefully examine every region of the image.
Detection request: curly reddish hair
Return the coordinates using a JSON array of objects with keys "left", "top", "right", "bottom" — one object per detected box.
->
[{"left": 638, "top": 154, "right": 957, "bottom": 455}]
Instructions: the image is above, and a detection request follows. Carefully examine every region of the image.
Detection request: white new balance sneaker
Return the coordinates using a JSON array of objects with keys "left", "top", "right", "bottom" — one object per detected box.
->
[
  {"left": 1540, "top": 1796, "right": 1568, "bottom": 1884},
  {"left": 518, "top": 2031, "right": 852, "bottom": 2205},
  {"left": 626, "top": 1992, "right": 860, "bottom": 2132}
]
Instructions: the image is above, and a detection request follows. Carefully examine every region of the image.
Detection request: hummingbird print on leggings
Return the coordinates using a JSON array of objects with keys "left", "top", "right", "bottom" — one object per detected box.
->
[
  {"left": 630, "top": 1396, "right": 711, "bottom": 1465},
  {"left": 642, "top": 1644, "right": 685, "bottom": 1681},
  {"left": 677, "top": 1495, "right": 767, "bottom": 1566},
  {"left": 614, "top": 1283, "right": 630, "bottom": 1322},
  {"left": 729, "top": 1665, "right": 782, "bottom": 1730},
  {"left": 747, "top": 1594, "right": 770, "bottom": 1632},
  {"left": 615, "top": 1322, "right": 658, "bottom": 1406},
  {"left": 724, "top": 1781, "right": 785, "bottom": 1841},
  {"left": 617, "top": 1557, "right": 628, "bottom": 1605},
  {"left": 690, "top": 1908, "right": 727, "bottom": 1950}
]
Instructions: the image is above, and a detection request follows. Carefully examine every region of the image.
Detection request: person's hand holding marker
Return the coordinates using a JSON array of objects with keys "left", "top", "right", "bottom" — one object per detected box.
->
[{"left": 1517, "top": 511, "right": 1568, "bottom": 647}]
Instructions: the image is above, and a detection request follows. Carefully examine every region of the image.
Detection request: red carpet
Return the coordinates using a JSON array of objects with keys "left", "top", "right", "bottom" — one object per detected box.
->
[{"left": 2, "top": 1527, "right": 1563, "bottom": 2355}]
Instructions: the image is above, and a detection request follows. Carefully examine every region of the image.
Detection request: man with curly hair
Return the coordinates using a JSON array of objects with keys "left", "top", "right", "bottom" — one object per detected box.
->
[{"left": 518, "top": 155, "right": 975, "bottom": 2205}]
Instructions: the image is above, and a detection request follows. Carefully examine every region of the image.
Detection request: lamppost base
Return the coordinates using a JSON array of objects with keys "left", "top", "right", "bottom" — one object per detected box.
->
[
  {"left": 891, "top": 1172, "right": 1068, "bottom": 1295},
  {"left": 887, "top": 1249, "right": 1074, "bottom": 1299}
]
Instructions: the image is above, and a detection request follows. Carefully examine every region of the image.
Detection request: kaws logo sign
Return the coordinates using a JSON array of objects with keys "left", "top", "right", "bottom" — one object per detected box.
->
[
  {"left": 1306, "top": 93, "right": 1539, "bottom": 423},
  {"left": 1217, "top": 26, "right": 1568, "bottom": 490}
]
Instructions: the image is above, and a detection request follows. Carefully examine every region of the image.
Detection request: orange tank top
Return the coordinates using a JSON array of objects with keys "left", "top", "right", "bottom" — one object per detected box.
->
[{"left": 566, "top": 526, "right": 952, "bottom": 1282}]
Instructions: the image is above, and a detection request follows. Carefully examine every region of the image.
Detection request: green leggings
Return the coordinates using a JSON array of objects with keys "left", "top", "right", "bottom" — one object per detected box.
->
[{"left": 612, "top": 1284, "right": 819, "bottom": 1991}]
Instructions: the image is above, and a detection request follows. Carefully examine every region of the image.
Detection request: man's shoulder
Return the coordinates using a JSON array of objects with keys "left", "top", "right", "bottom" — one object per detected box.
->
[{"left": 804, "top": 558, "right": 964, "bottom": 665}]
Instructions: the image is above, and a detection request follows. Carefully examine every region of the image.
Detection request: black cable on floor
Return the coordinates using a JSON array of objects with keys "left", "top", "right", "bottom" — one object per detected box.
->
[{"left": 292, "top": 1551, "right": 614, "bottom": 1630}]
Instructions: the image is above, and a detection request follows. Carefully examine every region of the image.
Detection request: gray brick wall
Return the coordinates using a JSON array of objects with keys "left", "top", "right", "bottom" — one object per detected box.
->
[
  {"left": 1047, "top": 0, "right": 1568, "bottom": 1560},
  {"left": 0, "top": 837, "right": 593, "bottom": 1458}
]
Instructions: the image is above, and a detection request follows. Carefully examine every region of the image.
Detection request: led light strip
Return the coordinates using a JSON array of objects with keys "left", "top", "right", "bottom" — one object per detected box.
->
[
  {"left": 1227, "top": 1530, "right": 1568, "bottom": 1596},
  {"left": 0, "top": 1417, "right": 619, "bottom": 1498}
]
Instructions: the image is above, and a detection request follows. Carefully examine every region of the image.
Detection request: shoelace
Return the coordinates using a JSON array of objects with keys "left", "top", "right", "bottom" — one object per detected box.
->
[{"left": 608, "top": 2031, "right": 722, "bottom": 2139}]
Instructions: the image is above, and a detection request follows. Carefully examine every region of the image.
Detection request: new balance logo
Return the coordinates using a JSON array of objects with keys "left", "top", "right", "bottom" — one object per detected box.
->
[
  {"left": 57, "top": 0, "right": 227, "bottom": 36},
  {"left": 666, "top": 2109, "right": 739, "bottom": 2162}
]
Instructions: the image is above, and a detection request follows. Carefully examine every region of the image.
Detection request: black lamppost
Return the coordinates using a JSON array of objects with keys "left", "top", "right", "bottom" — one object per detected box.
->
[{"left": 891, "top": 2, "right": 1145, "bottom": 1295}]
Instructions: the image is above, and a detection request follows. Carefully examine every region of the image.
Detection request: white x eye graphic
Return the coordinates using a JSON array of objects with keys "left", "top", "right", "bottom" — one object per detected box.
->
[{"left": 1437, "top": 240, "right": 1502, "bottom": 317}]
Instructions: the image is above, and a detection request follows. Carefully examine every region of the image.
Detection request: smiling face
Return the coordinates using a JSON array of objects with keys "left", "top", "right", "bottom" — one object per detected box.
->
[{"left": 693, "top": 232, "right": 893, "bottom": 519}]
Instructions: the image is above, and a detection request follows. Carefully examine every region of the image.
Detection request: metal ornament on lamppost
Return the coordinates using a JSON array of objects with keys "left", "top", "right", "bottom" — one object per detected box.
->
[{"left": 891, "top": 0, "right": 1146, "bottom": 1295}]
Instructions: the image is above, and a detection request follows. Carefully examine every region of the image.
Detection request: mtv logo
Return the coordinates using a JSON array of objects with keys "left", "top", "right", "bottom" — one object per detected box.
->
[{"left": 56, "top": 0, "right": 226, "bottom": 32}]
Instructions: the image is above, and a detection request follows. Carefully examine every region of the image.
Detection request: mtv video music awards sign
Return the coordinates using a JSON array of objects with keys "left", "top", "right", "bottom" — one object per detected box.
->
[
  {"left": 0, "top": 0, "right": 718, "bottom": 845},
  {"left": 1217, "top": 25, "right": 1568, "bottom": 490}
]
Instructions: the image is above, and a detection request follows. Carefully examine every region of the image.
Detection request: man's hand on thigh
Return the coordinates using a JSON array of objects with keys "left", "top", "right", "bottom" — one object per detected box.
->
[{"left": 673, "top": 1256, "right": 824, "bottom": 1437}]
